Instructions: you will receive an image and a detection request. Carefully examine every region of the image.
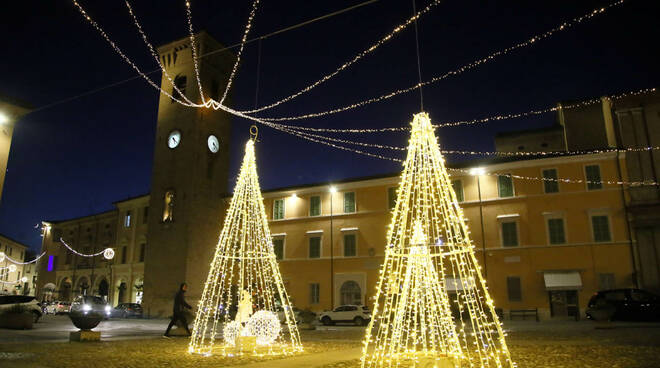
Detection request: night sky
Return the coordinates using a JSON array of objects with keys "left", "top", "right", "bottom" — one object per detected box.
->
[{"left": 1, "top": 0, "right": 658, "bottom": 252}]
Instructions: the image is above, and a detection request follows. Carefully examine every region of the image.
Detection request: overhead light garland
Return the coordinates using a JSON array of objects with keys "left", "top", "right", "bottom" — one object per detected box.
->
[
  {"left": 184, "top": 0, "right": 207, "bottom": 104},
  {"left": 0, "top": 251, "right": 46, "bottom": 265},
  {"left": 238, "top": 0, "right": 443, "bottom": 114},
  {"left": 189, "top": 137, "right": 302, "bottom": 357},
  {"left": 59, "top": 238, "right": 115, "bottom": 259},
  {"left": 255, "top": 0, "right": 627, "bottom": 122},
  {"left": 361, "top": 112, "right": 513, "bottom": 367}
]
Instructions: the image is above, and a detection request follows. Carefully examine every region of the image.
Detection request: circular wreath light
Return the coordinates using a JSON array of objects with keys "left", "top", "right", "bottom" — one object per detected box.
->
[
  {"left": 223, "top": 320, "right": 241, "bottom": 346},
  {"left": 8, "top": 264, "right": 17, "bottom": 273},
  {"left": 103, "top": 248, "right": 115, "bottom": 260},
  {"left": 246, "top": 310, "right": 281, "bottom": 346},
  {"left": 0, "top": 252, "right": 5, "bottom": 263},
  {"left": 21, "top": 277, "right": 28, "bottom": 283}
]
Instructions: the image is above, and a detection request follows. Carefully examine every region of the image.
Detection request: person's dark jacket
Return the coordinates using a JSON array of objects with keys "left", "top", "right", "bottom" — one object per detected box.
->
[{"left": 173, "top": 285, "right": 192, "bottom": 315}]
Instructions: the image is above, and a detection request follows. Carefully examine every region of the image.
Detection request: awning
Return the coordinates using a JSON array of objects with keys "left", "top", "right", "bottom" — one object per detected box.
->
[{"left": 543, "top": 271, "right": 582, "bottom": 291}]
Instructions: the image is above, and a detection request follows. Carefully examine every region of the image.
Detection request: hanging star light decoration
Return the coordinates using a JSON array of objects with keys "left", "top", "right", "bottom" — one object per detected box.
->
[
  {"left": 189, "top": 138, "right": 302, "bottom": 357},
  {"left": 360, "top": 112, "right": 514, "bottom": 367}
]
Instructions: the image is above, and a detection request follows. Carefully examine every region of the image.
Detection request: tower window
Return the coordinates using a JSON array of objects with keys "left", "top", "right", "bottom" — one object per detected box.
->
[
  {"left": 163, "top": 190, "right": 175, "bottom": 222},
  {"left": 171, "top": 75, "right": 187, "bottom": 103}
]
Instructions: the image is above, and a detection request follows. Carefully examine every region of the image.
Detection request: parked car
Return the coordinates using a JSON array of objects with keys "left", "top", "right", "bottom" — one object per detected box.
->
[
  {"left": 70, "top": 295, "right": 111, "bottom": 318},
  {"left": 0, "top": 295, "right": 43, "bottom": 323},
  {"left": 586, "top": 288, "right": 660, "bottom": 321},
  {"left": 46, "top": 301, "right": 71, "bottom": 315},
  {"left": 318, "top": 305, "right": 371, "bottom": 326},
  {"left": 111, "top": 303, "right": 143, "bottom": 318}
]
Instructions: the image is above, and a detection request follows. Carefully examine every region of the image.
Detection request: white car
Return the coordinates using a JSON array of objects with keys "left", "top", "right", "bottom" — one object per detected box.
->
[
  {"left": 318, "top": 305, "right": 371, "bottom": 326},
  {"left": 0, "top": 295, "right": 43, "bottom": 323}
]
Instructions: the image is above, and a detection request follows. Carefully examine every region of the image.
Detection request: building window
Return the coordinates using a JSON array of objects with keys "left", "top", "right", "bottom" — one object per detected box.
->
[
  {"left": 309, "top": 237, "right": 321, "bottom": 259},
  {"left": 340, "top": 280, "right": 362, "bottom": 305},
  {"left": 501, "top": 221, "right": 518, "bottom": 247},
  {"left": 143, "top": 207, "right": 149, "bottom": 224},
  {"left": 8, "top": 247, "right": 12, "bottom": 256},
  {"left": 163, "top": 190, "right": 175, "bottom": 222},
  {"left": 309, "top": 196, "right": 321, "bottom": 217},
  {"left": 388, "top": 187, "right": 397, "bottom": 210},
  {"left": 65, "top": 252, "right": 72, "bottom": 265},
  {"left": 139, "top": 243, "right": 146, "bottom": 262},
  {"left": 121, "top": 246, "right": 127, "bottom": 264},
  {"left": 344, "top": 192, "right": 356, "bottom": 213},
  {"left": 507, "top": 276, "right": 522, "bottom": 302},
  {"left": 451, "top": 180, "right": 464, "bottom": 202},
  {"left": 585, "top": 165, "right": 603, "bottom": 190},
  {"left": 598, "top": 273, "right": 615, "bottom": 290},
  {"left": 273, "top": 199, "right": 285, "bottom": 220},
  {"left": 272, "top": 238, "right": 284, "bottom": 260},
  {"left": 591, "top": 215, "right": 611, "bottom": 242},
  {"left": 171, "top": 75, "right": 187, "bottom": 103},
  {"left": 124, "top": 211, "right": 132, "bottom": 228},
  {"left": 542, "top": 169, "right": 559, "bottom": 193},
  {"left": 344, "top": 234, "right": 357, "bottom": 257},
  {"left": 498, "top": 175, "right": 514, "bottom": 198},
  {"left": 309, "top": 283, "right": 320, "bottom": 304},
  {"left": 547, "top": 218, "right": 566, "bottom": 245}
]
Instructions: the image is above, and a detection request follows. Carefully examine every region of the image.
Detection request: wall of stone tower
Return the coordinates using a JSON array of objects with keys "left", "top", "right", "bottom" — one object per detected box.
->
[{"left": 142, "top": 32, "right": 234, "bottom": 317}]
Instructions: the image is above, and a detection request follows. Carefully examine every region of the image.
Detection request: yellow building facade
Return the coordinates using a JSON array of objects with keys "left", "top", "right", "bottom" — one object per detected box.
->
[
  {"left": 0, "top": 233, "right": 32, "bottom": 295},
  {"left": 37, "top": 151, "right": 634, "bottom": 320}
]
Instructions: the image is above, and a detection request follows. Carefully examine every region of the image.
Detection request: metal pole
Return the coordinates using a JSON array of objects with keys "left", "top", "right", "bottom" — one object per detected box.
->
[
  {"left": 330, "top": 191, "right": 334, "bottom": 309},
  {"left": 477, "top": 176, "right": 488, "bottom": 278}
]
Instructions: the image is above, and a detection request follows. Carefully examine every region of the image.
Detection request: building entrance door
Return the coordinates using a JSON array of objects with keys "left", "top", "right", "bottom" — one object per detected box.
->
[{"left": 549, "top": 290, "right": 579, "bottom": 320}]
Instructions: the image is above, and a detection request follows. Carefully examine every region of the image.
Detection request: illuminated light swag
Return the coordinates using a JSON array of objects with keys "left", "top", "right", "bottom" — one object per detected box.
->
[
  {"left": 361, "top": 112, "right": 513, "bottom": 367},
  {"left": 189, "top": 139, "right": 302, "bottom": 356}
]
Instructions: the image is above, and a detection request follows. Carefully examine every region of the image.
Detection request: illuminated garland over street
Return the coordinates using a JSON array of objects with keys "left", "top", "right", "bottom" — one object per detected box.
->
[
  {"left": 0, "top": 251, "right": 47, "bottom": 265},
  {"left": 59, "top": 238, "right": 115, "bottom": 260},
  {"left": 361, "top": 112, "right": 513, "bottom": 367},
  {"left": 189, "top": 138, "right": 302, "bottom": 357}
]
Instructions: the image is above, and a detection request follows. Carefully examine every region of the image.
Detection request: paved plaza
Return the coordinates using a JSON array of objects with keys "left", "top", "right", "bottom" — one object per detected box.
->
[{"left": 0, "top": 316, "right": 659, "bottom": 367}]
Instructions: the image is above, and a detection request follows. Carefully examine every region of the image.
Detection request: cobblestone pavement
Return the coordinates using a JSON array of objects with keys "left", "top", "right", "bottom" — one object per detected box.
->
[{"left": 0, "top": 320, "right": 658, "bottom": 367}]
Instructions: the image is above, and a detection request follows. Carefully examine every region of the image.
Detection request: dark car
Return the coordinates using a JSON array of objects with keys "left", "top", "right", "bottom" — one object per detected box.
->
[
  {"left": 112, "top": 303, "right": 143, "bottom": 318},
  {"left": 586, "top": 288, "right": 660, "bottom": 321}
]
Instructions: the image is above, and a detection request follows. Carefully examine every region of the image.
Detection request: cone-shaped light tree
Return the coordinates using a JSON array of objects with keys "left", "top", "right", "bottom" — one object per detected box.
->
[
  {"left": 189, "top": 139, "right": 302, "bottom": 356},
  {"left": 361, "top": 113, "right": 513, "bottom": 367}
]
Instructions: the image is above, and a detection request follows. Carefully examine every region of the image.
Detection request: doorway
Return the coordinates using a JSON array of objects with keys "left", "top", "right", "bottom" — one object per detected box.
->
[{"left": 549, "top": 290, "right": 579, "bottom": 320}]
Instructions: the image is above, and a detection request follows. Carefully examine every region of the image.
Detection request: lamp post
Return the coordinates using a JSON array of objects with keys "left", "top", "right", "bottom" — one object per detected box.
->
[
  {"left": 470, "top": 168, "right": 488, "bottom": 279},
  {"left": 329, "top": 186, "right": 337, "bottom": 309}
]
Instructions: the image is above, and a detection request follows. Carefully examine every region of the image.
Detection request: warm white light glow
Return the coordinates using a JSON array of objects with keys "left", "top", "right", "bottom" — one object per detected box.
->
[
  {"left": 0, "top": 252, "right": 5, "bottom": 263},
  {"left": 290, "top": 193, "right": 298, "bottom": 199},
  {"left": 469, "top": 167, "right": 485, "bottom": 176},
  {"left": 189, "top": 139, "right": 302, "bottom": 356},
  {"left": 361, "top": 112, "right": 513, "bottom": 368},
  {"left": 0, "top": 112, "right": 8, "bottom": 125},
  {"left": 21, "top": 277, "right": 28, "bottom": 283},
  {"left": 329, "top": 186, "right": 337, "bottom": 193},
  {"left": 103, "top": 248, "right": 115, "bottom": 260},
  {"left": 8, "top": 264, "right": 17, "bottom": 273}
]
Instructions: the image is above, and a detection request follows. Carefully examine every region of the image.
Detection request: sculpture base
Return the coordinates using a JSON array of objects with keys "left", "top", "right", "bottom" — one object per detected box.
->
[{"left": 70, "top": 330, "right": 101, "bottom": 342}]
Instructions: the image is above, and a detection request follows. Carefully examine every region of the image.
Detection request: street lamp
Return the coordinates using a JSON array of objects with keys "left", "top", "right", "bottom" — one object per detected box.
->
[
  {"left": 470, "top": 168, "right": 488, "bottom": 278},
  {"left": 329, "top": 186, "right": 337, "bottom": 309}
]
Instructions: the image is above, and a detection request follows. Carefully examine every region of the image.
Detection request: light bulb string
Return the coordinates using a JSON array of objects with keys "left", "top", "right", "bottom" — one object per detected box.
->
[
  {"left": 218, "top": 0, "right": 261, "bottom": 105},
  {"left": 238, "top": 0, "right": 443, "bottom": 114},
  {"left": 1, "top": 252, "right": 47, "bottom": 265},
  {"left": 250, "top": 0, "right": 627, "bottom": 122},
  {"left": 59, "top": 238, "right": 108, "bottom": 258},
  {"left": 261, "top": 86, "right": 656, "bottom": 133},
  {"left": 124, "top": 0, "right": 195, "bottom": 106},
  {"left": 412, "top": 0, "right": 424, "bottom": 111},
  {"left": 184, "top": 0, "right": 206, "bottom": 104}
]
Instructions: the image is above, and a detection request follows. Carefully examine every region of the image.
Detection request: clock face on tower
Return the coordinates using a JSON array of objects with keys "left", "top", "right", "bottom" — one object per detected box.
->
[
  {"left": 168, "top": 130, "right": 181, "bottom": 149},
  {"left": 207, "top": 135, "right": 219, "bottom": 153}
]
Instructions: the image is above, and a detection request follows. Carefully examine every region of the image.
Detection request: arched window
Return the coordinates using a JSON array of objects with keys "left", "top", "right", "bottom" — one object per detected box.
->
[
  {"left": 171, "top": 75, "right": 187, "bottom": 103},
  {"left": 163, "top": 190, "right": 175, "bottom": 222},
  {"left": 340, "top": 280, "right": 361, "bottom": 305}
]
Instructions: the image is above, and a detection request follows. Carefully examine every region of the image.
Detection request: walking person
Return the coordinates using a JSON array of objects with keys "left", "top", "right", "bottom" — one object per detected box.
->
[{"left": 164, "top": 283, "right": 192, "bottom": 337}]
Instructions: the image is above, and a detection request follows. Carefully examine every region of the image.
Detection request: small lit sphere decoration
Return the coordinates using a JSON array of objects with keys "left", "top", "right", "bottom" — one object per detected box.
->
[
  {"left": 246, "top": 310, "right": 281, "bottom": 346},
  {"left": 8, "top": 264, "right": 17, "bottom": 273},
  {"left": 223, "top": 321, "right": 241, "bottom": 346},
  {"left": 103, "top": 248, "right": 115, "bottom": 260},
  {"left": 21, "top": 277, "right": 28, "bottom": 283},
  {"left": 0, "top": 252, "right": 5, "bottom": 263}
]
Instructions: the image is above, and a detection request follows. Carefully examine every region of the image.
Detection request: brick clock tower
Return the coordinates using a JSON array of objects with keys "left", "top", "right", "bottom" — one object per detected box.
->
[{"left": 143, "top": 32, "right": 234, "bottom": 316}]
